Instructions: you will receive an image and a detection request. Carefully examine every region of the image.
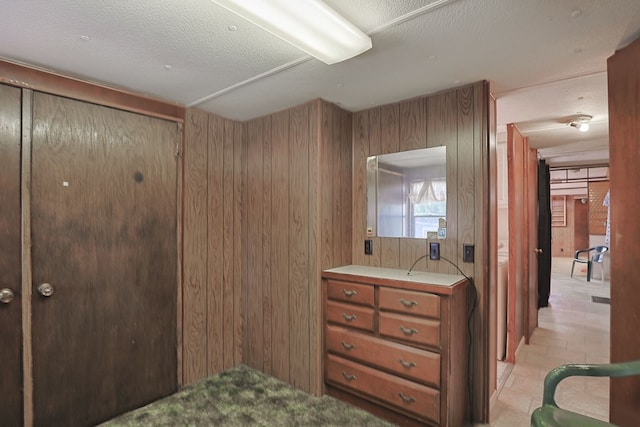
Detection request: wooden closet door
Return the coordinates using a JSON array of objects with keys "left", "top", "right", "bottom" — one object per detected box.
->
[
  {"left": 30, "top": 92, "right": 179, "bottom": 427},
  {"left": 0, "top": 84, "right": 23, "bottom": 426}
]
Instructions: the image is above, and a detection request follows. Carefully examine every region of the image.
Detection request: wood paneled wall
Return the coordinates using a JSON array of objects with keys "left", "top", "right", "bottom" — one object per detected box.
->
[
  {"left": 7, "top": 57, "right": 496, "bottom": 423},
  {"left": 352, "top": 89, "right": 475, "bottom": 274},
  {"left": 182, "top": 109, "right": 244, "bottom": 385},
  {"left": 551, "top": 198, "right": 590, "bottom": 257},
  {"left": 352, "top": 82, "right": 494, "bottom": 422},
  {"left": 588, "top": 181, "right": 609, "bottom": 235},
  {"left": 242, "top": 99, "right": 352, "bottom": 395},
  {"left": 551, "top": 198, "right": 576, "bottom": 257},
  {"left": 574, "top": 200, "right": 589, "bottom": 251}
]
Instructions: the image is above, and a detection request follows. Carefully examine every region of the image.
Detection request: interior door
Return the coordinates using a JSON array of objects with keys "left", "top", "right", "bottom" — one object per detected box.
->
[
  {"left": 526, "top": 147, "right": 539, "bottom": 339},
  {"left": 0, "top": 84, "right": 23, "bottom": 426},
  {"left": 506, "top": 124, "right": 525, "bottom": 362},
  {"left": 507, "top": 125, "right": 539, "bottom": 358},
  {"left": 30, "top": 92, "right": 179, "bottom": 426},
  {"left": 537, "top": 160, "right": 552, "bottom": 308}
]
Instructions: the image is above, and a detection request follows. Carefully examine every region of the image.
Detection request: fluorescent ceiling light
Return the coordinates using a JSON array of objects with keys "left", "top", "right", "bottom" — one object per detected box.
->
[{"left": 212, "top": 0, "right": 372, "bottom": 65}]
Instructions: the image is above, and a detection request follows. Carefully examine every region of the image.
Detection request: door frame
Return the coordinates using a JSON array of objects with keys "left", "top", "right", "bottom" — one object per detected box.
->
[
  {"left": 6, "top": 62, "right": 186, "bottom": 425},
  {"left": 505, "top": 124, "right": 539, "bottom": 362},
  {"left": 0, "top": 81, "right": 26, "bottom": 427},
  {"left": 526, "top": 146, "right": 539, "bottom": 340}
]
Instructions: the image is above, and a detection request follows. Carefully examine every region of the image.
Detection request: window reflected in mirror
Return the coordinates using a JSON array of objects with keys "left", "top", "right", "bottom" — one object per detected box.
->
[{"left": 367, "top": 146, "right": 446, "bottom": 239}]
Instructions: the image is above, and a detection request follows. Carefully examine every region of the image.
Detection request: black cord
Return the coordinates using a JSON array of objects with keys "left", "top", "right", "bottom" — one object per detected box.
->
[
  {"left": 438, "top": 256, "right": 477, "bottom": 424},
  {"left": 407, "top": 253, "right": 429, "bottom": 275}
]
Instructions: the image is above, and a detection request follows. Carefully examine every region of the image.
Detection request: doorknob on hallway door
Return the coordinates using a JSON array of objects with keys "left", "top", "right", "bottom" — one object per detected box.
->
[
  {"left": 0, "top": 288, "right": 15, "bottom": 304},
  {"left": 534, "top": 248, "right": 543, "bottom": 254},
  {"left": 37, "top": 283, "right": 54, "bottom": 297}
]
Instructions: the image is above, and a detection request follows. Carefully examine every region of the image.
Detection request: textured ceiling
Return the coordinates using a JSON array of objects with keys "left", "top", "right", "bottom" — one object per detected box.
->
[{"left": 2, "top": 0, "right": 640, "bottom": 167}]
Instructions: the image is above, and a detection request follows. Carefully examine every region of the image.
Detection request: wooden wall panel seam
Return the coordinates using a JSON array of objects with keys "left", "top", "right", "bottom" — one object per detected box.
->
[
  {"left": 246, "top": 119, "right": 264, "bottom": 371},
  {"left": 176, "top": 121, "right": 185, "bottom": 388},
  {"left": 207, "top": 114, "right": 225, "bottom": 375},
  {"left": 351, "top": 111, "right": 369, "bottom": 267},
  {"left": 270, "top": 109, "right": 290, "bottom": 383},
  {"left": 234, "top": 121, "right": 245, "bottom": 366},
  {"left": 222, "top": 119, "right": 235, "bottom": 370},
  {"left": 182, "top": 109, "right": 209, "bottom": 384},
  {"left": 380, "top": 104, "right": 399, "bottom": 155},
  {"left": 308, "top": 99, "right": 320, "bottom": 394},
  {"left": 262, "top": 115, "right": 273, "bottom": 376}
]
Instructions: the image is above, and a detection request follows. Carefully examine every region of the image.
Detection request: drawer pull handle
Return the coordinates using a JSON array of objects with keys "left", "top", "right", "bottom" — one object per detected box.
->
[
  {"left": 342, "top": 313, "right": 357, "bottom": 322},
  {"left": 342, "top": 371, "right": 357, "bottom": 382},
  {"left": 341, "top": 341, "right": 356, "bottom": 350},
  {"left": 400, "top": 298, "right": 418, "bottom": 307},
  {"left": 398, "top": 392, "right": 416, "bottom": 403},
  {"left": 398, "top": 359, "right": 416, "bottom": 369},
  {"left": 342, "top": 289, "right": 357, "bottom": 297},
  {"left": 399, "top": 326, "right": 418, "bottom": 336}
]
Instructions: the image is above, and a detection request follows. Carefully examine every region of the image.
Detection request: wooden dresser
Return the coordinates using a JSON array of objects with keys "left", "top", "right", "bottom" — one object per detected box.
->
[{"left": 322, "top": 265, "right": 470, "bottom": 427}]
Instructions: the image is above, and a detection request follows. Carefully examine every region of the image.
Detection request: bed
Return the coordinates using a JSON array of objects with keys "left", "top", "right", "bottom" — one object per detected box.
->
[{"left": 100, "top": 365, "right": 395, "bottom": 426}]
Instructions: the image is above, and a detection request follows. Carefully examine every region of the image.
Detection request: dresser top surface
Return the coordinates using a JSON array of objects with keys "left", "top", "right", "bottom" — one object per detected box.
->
[{"left": 323, "top": 265, "right": 466, "bottom": 288}]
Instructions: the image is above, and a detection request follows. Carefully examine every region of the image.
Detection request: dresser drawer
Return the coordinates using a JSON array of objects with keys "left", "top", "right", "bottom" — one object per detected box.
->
[
  {"left": 327, "top": 280, "right": 374, "bottom": 306},
  {"left": 326, "top": 325, "right": 441, "bottom": 387},
  {"left": 326, "top": 300, "right": 375, "bottom": 332},
  {"left": 379, "top": 287, "right": 440, "bottom": 319},
  {"left": 379, "top": 312, "right": 440, "bottom": 348},
  {"left": 326, "top": 354, "right": 440, "bottom": 424}
]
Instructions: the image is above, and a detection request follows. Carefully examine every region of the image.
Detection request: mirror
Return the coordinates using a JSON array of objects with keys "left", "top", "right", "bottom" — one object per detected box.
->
[{"left": 367, "top": 146, "right": 446, "bottom": 238}]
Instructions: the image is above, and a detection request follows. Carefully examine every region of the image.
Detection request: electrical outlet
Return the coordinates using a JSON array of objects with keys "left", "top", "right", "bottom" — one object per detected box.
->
[
  {"left": 429, "top": 242, "right": 440, "bottom": 260},
  {"left": 463, "top": 244, "right": 475, "bottom": 263},
  {"left": 364, "top": 239, "right": 373, "bottom": 255}
]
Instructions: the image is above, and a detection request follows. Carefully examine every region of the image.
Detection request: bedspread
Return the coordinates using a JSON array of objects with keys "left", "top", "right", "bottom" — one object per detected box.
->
[{"left": 101, "top": 364, "right": 395, "bottom": 426}]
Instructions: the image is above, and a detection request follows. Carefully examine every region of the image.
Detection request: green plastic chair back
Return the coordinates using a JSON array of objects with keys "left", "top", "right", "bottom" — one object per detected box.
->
[{"left": 530, "top": 360, "right": 640, "bottom": 427}]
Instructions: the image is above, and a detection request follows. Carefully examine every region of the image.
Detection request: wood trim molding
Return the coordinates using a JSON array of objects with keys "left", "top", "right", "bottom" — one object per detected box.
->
[
  {"left": 176, "top": 122, "right": 185, "bottom": 388},
  {"left": 0, "top": 59, "right": 184, "bottom": 123},
  {"left": 21, "top": 89, "right": 34, "bottom": 427}
]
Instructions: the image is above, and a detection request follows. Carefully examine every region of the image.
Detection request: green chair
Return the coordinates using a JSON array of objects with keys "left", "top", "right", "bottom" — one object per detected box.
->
[{"left": 531, "top": 360, "right": 640, "bottom": 426}]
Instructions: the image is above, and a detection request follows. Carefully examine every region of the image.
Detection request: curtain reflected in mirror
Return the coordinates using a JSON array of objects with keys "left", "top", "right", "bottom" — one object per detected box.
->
[{"left": 367, "top": 146, "right": 446, "bottom": 238}]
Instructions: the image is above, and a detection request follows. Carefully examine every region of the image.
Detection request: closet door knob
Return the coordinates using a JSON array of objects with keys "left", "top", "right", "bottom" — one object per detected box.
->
[
  {"left": 37, "top": 283, "right": 54, "bottom": 297},
  {"left": 0, "top": 288, "right": 14, "bottom": 304}
]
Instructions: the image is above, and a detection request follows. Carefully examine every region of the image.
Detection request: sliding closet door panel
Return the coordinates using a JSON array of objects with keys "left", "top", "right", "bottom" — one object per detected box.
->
[
  {"left": 31, "top": 92, "right": 178, "bottom": 427},
  {"left": 0, "top": 84, "right": 22, "bottom": 427}
]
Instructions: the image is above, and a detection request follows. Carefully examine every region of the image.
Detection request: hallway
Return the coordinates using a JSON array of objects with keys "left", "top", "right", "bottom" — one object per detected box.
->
[{"left": 489, "top": 256, "right": 611, "bottom": 426}]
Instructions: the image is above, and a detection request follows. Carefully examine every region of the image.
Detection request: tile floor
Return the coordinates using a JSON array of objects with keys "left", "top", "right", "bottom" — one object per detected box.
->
[{"left": 487, "top": 257, "right": 611, "bottom": 426}]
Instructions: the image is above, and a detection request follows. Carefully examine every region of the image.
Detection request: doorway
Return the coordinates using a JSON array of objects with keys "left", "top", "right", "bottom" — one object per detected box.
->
[
  {"left": 492, "top": 134, "right": 612, "bottom": 423},
  {"left": 491, "top": 258, "right": 611, "bottom": 424}
]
